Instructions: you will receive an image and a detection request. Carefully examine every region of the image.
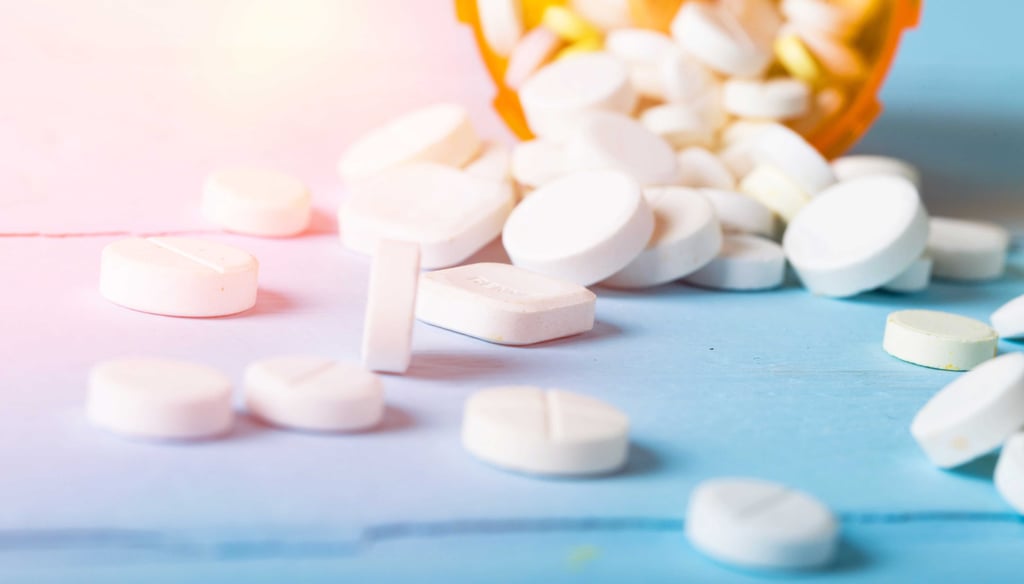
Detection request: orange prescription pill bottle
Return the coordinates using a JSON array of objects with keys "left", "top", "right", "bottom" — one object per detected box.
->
[{"left": 455, "top": 0, "right": 922, "bottom": 159}]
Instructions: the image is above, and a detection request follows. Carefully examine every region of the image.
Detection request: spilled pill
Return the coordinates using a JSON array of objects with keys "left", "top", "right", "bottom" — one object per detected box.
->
[
  {"left": 362, "top": 240, "right": 420, "bottom": 374},
  {"left": 202, "top": 168, "right": 312, "bottom": 237},
  {"left": 884, "top": 309, "right": 999, "bottom": 372}
]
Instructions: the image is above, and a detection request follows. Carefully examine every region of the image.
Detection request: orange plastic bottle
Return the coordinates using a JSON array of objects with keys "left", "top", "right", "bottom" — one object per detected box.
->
[{"left": 455, "top": 0, "right": 922, "bottom": 159}]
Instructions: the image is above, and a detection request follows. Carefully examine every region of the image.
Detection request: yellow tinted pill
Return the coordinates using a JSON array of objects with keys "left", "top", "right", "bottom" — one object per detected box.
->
[
  {"left": 542, "top": 5, "right": 600, "bottom": 42},
  {"left": 556, "top": 36, "right": 602, "bottom": 60},
  {"left": 775, "top": 33, "right": 826, "bottom": 89}
]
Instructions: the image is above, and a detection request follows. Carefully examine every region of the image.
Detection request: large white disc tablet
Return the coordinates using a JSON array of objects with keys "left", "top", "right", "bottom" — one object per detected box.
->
[
  {"left": 700, "top": 188, "right": 776, "bottom": 238},
  {"left": 910, "top": 353, "right": 1024, "bottom": 468},
  {"left": 100, "top": 237, "right": 259, "bottom": 317},
  {"left": 362, "top": 240, "right": 420, "bottom": 374},
  {"left": 87, "top": 358, "right": 233, "bottom": 440},
  {"left": 245, "top": 356, "right": 384, "bottom": 432},
  {"left": 338, "top": 103, "right": 481, "bottom": 181},
  {"left": 995, "top": 432, "right": 1024, "bottom": 514},
  {"left": 202, "top": 168, "right": 312, "bottom": 237},
  {"left": 519, "top": 53, "right": 636, "bottom": 141},
  {"left": 783, "top": 176, "right": 929, "bottom": 298},
  {"left": 927, "top": 217, "right": 1010, "bottom": 281},
  {"left": 883, "top": 309, "right": 999, "bottom": 372},
  {"left": 670, "top": 1, "right": 772, "bottom": 77},
  {"left": 750, "top": 126, "right": 835, "bottom": 196},
  {"left": 684, "top": 233, "right": 785, "bottom": 291},
  {"left": 502, "top": 170, "right": 654, "bottom": 286},
  {"left": 831, "top": 155, "right": 921, "bottom": 188},
  {"left": 565, "top": 112, "right": 679, "bottom": 187},
  {"left": 685, "top": 477, "right": 839, "bottom": 570},
  {"left": 340, "top": 163, "right": 515, "bottom": 269},
  {"left": 882, "top": 255, "right": 932, "bottom": 294},
  {"left": 462, "top": 386, "right": 629, "bottom": 476},
  {"left": 992, "top": 294, "right": 1024, "bottom": 339},
  {"left": 603, "top": 187, "right": 722, "bottom": 289},
  {"left": 417, "top": 262, "right": 596, "bottom": 345}
]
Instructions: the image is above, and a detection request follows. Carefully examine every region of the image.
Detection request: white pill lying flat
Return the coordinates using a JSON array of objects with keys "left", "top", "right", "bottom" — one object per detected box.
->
[
  {"left": 604, "top": 29, "right": 677, "bottom": 98},
  {"left": 684, "top": 233, "right": 785, "bottom": 291},
  {"left": 739, "top": 164, "right": 810, "bottom": 222},
  {"left": 640, "top": 103, "right": 716, "bottom": 150},
  {"left": 723, "top": 78, "right": 810, "bottom": 121},
  {"left": 477, "top": 0, "right": 523, "bottom": 57},
  {"left": 340, "top": 163, "right": 515, "bottom": 269},
  {"left": 202, "top": 168, "right": 312, "bottom": 237},
  {"left": 671, "top": 1, "right": 772, "bottom": 77},
  {"left": 784, "top": 176, "right": 928, "bottom": 298},
  {"left": 503, "top": 170, "right": 654, "bottom": 286},
  {"left": 464, "top": 141, "right": 513, "bottom": 183},
  {"left": 87, "top": 358, "right": 233, "bottom": 440},
  {"left": 927, "top": 217, "right": 1010, "bottom": 281},
  {"left": 510, "top": 139, "right": 567, "bottom": 191},
  {"left": 995, "top": 432, "right": 1024, "bottom": 514},
  {"left": 338, "top": 103, "right": 481, "bottom": 182},
  {"left": 750, "top": 126, "right": 835, "bottom": 196},
  {"left": 362, "top": 240, "right": 420, "bottom": 374},
  {"left": 992, "top": 294, "right": 1024, "bottom": 339},
  {"left": 676, "top": 148, "right": 736, "bottom": 190},
  {"left": 911, "top": 353, "right": 1024, "bottom": 468},
  {"left": 519, "top": 53, "right": 636, "bottom": 141},
  {"left": 701, "top": 188, "right": 776, "bottom": 238},
  {"left": 832, "top": 155, "right": 921, "bottom": 188},
  {"left": 882, "top": 255, "right": 932, "bottom": 294},
  {"left": 884, "top": 309, "right": 999, "bottom": 372},
  {"left": 603, "top": 187, "right": 722, "bottom": 289},
  {"left": 686, "top": 477, "right": 839, "bottom": 570},
  {"left": 462, "top": 386, "right": 629, "bottom": 476},
  {"left": 566, "top": 112, "right": 679, "bottom": 187},
  {"left": 417, "top": 262, "right": 596, "bottom": 345},
  {"left": 245, "top": 356, "right": 384, "bottom": 432},
  {"left": 100, "top": 237, "right": 259, "bottom": 317}
]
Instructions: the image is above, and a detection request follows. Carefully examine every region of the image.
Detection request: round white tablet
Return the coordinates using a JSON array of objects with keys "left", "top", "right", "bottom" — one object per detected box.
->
[
  {"left": 831, "top": 155, "right": 921, "bottom": 188},
  {"left": 910, "top": 353, "right": 1024, "bottom": 468},
  {"left": 462, "top": 386, "right": 629, "bottom": 476},
  {"left": 477, "top": 0, "right": 524, "bottom": 57},
  {"left": 510, "top": 139, "right": 567, "bottom": 191},
  {"left": 603, "top": 187, "right": 723, "bottom": 289},
  {"left": 519, "top": 53, "right": 636, "bottom": 141},
  {"left": 700, "top": 188, "right": 776, "bottom": 238},
  {"left": 686, "top": 477, "right": 839, "bottom": 570},
  {"left": 723, "top": 78, "right": 811, "bottom": 121},
  {"left": 640, "top": 103, "right": 716, "bottom": 150},
  {"left": 245, "top": 356, "right": 384, "bottom": 432},
  {"left": 100, "top": 237, "right": 259, "bottom": 317},
  {"left": 87, "top": 358, "right": 233, "bottom": 440},
  {"left": 604, "top": 29, "right": 677, "bottom": 98},
  {"left": 202, "top": 169, "right": 310, "bottom": 238},
  {"left": 338, "top": 103, "right": 481, "bottom": 182},
  {"left": 684, "top": 233, "right": 785, "bottom": 291},
  {"left": 502, "top": 170, "right": 654, "bottom": 286},
  {"left": 565, "top": 111, "right": 679, "bottom": 187},
  {"left": 927, "top": 217, "right": 1010, "bottom": 281},
  {"left": 738, "top": 164, "right": 810, "bottom": 223},
  {"left": 676, "top": 147, "right": 736, "bottom": 190},
  {"left": 362, "top": 239, "right": 420, "bottom": 374},
  {"left": 882, "top": 255, "right": 932, "bottom": 294},
  {"left": 670, "top": 1, "right": 772, "bottom": 77},
  {"left": 783, "top": 176, "right": 929, "bottom": 298},
  {"left": 750, "top": 126, "right": 835, "bottom": 196},
  {"left": 992, "top": 294, "right": 1024, "bottom": 339},
  {"left": 339, "top": 163, "right": 515, "bottom": 269},
  {"left": 995, "top": 432, "right": 1024, "bottom": 514},
  {"left": 884, "top": 309, "right": 999, "bottom": 372}
]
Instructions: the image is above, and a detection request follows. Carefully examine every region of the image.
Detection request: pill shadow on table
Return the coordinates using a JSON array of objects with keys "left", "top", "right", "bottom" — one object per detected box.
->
[
  {"left": 948, "top": 452, "right": 1000, "bottom": 482},
  {"left": 221, "top": 288, "right": 292, "bottom": 319},
  {"left": 405, "top": 351, "right": 516, "bottom": 381}
]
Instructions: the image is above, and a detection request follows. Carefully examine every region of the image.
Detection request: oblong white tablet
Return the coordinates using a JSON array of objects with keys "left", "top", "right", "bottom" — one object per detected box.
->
[
  {"left": 750, "top": 126, "right": 835, "bottom": 196},
  {"left": 245, "top": 356, "right": 384, "bottom": 432},
  {"left": 510, "top": 139, "right": 567, "bottom": 191},
  {"left": 723, "top": 78, "right": 810, "bottom": 121},
  {"left": 783, "top": 176, "right": 929, "bottom": 298},
  {"left": 927, "top": 217, "right": 1010, "bottom": 281},
  {"left": 462, "top": 386, "right": 629, "bottom": 476},
  {"left": 603, "top": 187, "right": 722, "bottom": 289},
  {"left": 676, "top": 148, "right": 736, "bottom": 190},
  {"left": 640, "top": 103, "right": 716, "bottom": 150},
  {"left": 739, "top": 164, "right": 810, "bottom": 222},
  {"left": 339, "top": 163, "right": 515, "bottom": 269},
  {"left": 100, "top": 237, "right": 259, "bottom": 317},
  {"left": 700, "top": 189, "right": 776, "bottom": 238},
  {"left": 338, "top": 103, "right": 481, "bottom": 182},
  {"left": 992, "top": 294, "right": 1024, "bottom": 339},
  {"left": 910, "top": 353, "right": 1024, "bottom": 468},
  {"left": 566, "top": 112, "right": 679, "bottom": 187},
  {"left": 884, "top": 309, "right": 999, "bottom": 372},
  {"left": 502, "top": 170, "right": 654, "bottom": 286},
  {"left": 519, "top": 53, "right": 636, "bottom": 141},
  {"left": 87, "top": 358, "right": 233, "bottom": 440},
  {"left": 686, "top": 477, "right": 839, "bottom": 570},
  {"left": 995, "top": 432, "right": 1024, "bottom": 514},
  {"left": 202, "top": 168, "right": 312, "bottom": 237},
  {"left": 831, "top": 155, "right": 921, "bottom": 188},
  {"left": 478, "top": 0, "right": 524, "bottom": 57},
  {"left": 362, "top": 240, "right": 420, "bottom": 374},
  {"left": 882, "top": 255, "right": 932, "bottom": 294},
  {"left": 684, "top": 233, "right": 785, "bottom": 291},
  {"left": 670, "top": 1, "right": 772, "bottom": 77},
  {"left": 416, "top": 262, "right": 596, "bottom": 345}
]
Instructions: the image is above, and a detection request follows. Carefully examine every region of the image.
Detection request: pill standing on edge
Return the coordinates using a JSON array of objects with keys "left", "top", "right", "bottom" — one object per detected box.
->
[
  {"left": 245, "top": 356, "right": 384, "bottom": 432},
  {"left": 992, "top": 294, "right": 1024, "bottom": 339},
  {"left": 462, "top": 386, "right": 629, "bottom": 476},
  {"left": 685, "top": 477, "right": 839, "bottom": 570},
  {"left": 910, "top": 353, "right": 1024, "bottom": 468},
  {"left": 87, "top": 358, "right": 233, "bottom": 440},
  {"left": 684, "top": 233, "right": 785, "bottom": 291},
  {"left": 927, "top": 217, "right": 1010, "bottom": 282},
  {"left": 202, "top": 168, "right": 312, "bottom": 237},
  {"left": 100, "top": 237, "right": 259, "bottom": 317},
  {"left": 995, "top": 433, "right": 1024, "bottom": 514},
  {"left": 362, "top": 240, "right": 420, "bottom": 374},
  {"left": 884, "top": 309, "right": 999, "bottom": 372}
]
